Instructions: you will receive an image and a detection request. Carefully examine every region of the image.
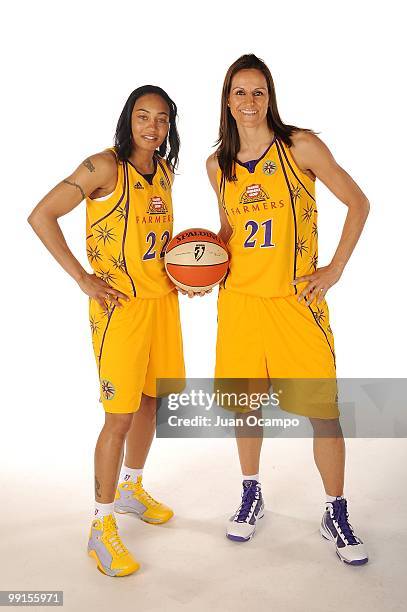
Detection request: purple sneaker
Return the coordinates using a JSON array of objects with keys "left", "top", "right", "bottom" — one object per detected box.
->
[
  {"left": 226, "top": 480, "right": 264, "bottom": 542},
  {"left": 320, "top": 497, "right": 368, "bottom": 565}
]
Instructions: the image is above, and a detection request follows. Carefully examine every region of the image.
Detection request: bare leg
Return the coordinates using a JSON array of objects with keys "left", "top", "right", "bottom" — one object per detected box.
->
[
  {"left": 94, "top": 412, "right": 134, "bottom": 503},
  {"left": 124, "top": 393, "right": 157, "bottom": 469},
  {"left": 310, "top": 418, "right": 345, "bottom": 496},
  {"left": 235, "top": 411, "right": 263, "bottom": 475}
]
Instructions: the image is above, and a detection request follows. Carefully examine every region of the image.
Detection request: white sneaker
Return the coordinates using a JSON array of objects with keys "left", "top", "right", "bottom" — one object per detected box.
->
[
  {"left": 226, "top": 480, "right": 264, "bottom": 542},
  {"left": 320, "top": 497, "right": 368, "bottom": 565}
]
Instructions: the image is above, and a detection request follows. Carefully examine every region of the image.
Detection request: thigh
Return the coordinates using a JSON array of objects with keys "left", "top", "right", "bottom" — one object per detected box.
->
[
  {"left": 143, "top": 290, "right": 186, "bottom": 398},
  {"left": 264, "top": 295, "right": 338, "bottom": 419},
  {"left": 215, "top": 289, "right": 268, "bottom": 379},
  {"left": 89, "top": 297, "right": 153, "bottom": 414},
  {"left": 215, "top": 289, "right": 269, "bottom": 413}
]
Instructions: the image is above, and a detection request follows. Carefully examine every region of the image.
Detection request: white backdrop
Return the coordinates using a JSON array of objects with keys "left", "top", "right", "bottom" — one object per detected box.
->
[{"left": 2, "top": 0, "right": 406, "bottom": 472}]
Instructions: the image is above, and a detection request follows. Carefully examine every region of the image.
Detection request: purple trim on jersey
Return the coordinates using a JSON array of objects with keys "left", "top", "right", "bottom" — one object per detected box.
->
[
  {"left": 308, "top": 304, "right": 336, "bottom": 367},
  {"left": 121, "top": 163, "right": 137, "bottom": 297},
  {"left": 279, "top": 141, "right": 316, "bottom": 202},
  {"left": 90, "top": 162, "right": 127, "bottom": 228},
  {"left": 156, "top": 157, "right": 172, "bottom": 188},
  {"left": 127, "top": 156, "right": 157, "bottom": 184},
  {"left": 98, "top": 305, "right": 117, "bottom": 378},
  {"left": 275, "top": 139, "right": 298, "bottom": 295},
  {"left": 235, "top": 136, "right": 276, "bottom": 173}
]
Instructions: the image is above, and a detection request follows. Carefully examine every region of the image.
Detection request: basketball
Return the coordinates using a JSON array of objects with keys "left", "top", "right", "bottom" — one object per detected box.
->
[{"left": 165, "top": 228, "right": 229, "bottom": 291}]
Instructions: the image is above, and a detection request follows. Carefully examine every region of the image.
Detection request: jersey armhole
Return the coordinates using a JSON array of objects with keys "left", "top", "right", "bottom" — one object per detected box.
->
[
  {"left": 281, "top": 140, "right": 316, "bottom": 184},
  {"left": 87, "top": 148, "right": 122, "bottom": 202}
]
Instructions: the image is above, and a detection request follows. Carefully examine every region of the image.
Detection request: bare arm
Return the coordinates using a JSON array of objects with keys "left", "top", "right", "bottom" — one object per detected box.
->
[
  {"left": 27, "top": 152, "right": 130, "bottom": 308},
  {"left": 290, "top": 131, "right": 370, "bottom": 304},
  {"left": 205, "top": 153, "right": 233, "bottom": 245}
]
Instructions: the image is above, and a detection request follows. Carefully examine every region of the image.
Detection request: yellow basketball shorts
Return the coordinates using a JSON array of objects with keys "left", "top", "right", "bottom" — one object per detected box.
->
[
  {"left": 215, "top": 288, "right": 339, "bottom": 419},
  {"left": 89, "top": 289, "right": 185, "bottom": 414}
]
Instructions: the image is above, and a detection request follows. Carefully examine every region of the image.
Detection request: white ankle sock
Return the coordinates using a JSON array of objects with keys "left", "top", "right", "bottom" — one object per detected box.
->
[
  {"left": 119, "top": 465, "right": 143, "bottom": 483},
  {"left": 326, "top": 494, "right": 344, "bottom": 504},
  {"left": 94, "top": 501, "right": 115, "bottom": 519},
  {"left": 243, "top": 473, "right": 260, "bottom": 483}
]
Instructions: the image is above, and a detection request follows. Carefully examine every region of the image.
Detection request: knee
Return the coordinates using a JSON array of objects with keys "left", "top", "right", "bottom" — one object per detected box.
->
[
  {"left": 139, "top": 394, "right": 157, "bottom": 421},
  {"left": 103, "top": 413, "right": 134, "bottom": 437},
  {"left": 309, "top": 417, "right": 343, "bottom": 438}
]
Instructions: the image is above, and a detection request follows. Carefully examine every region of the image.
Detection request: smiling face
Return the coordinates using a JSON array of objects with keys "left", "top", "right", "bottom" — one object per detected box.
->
[
  {"left": 228, "top": 69, "right": 269, "bottom": 128},
  {"left": 131, "top": 93, "right": 170, "bottom": 152}
]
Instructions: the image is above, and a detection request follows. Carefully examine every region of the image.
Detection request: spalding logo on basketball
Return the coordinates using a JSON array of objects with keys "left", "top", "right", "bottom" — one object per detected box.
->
[{"left": 164, "top": 228, "right": 229, "bottom": 291}]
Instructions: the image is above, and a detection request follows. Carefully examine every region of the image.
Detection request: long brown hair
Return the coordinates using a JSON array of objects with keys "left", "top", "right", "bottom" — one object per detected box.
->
[{"left": 216, "top": 54, "right": 316, "bottom": 181}]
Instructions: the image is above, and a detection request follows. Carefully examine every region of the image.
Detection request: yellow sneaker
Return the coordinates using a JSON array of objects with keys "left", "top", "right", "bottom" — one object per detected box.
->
[
  {"left": 87, "top": 514, "right": 140, "bottom": 576},
  {"left": 114, "top": 476, "right": 174, "bottom": 524}
]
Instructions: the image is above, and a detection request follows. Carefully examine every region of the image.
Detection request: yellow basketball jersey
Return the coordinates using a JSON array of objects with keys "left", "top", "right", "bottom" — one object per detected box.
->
[
  {"left": 217, "top": 136, "right": 318, "bottom": 298},
  {"left": 86, "top": 148, "right": 174, "bottom": 298}
]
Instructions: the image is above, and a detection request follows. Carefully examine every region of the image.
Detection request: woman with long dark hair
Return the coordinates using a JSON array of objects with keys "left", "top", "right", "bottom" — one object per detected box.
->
[
  {"left": 207, "top": 55, "right": 370, "bottom": 565},
  {"left": 28, "top": 85, "right": 185, "bottom": 576}
]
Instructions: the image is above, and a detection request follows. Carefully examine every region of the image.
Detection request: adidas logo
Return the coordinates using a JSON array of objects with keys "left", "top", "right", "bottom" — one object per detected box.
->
[{"left": 134, "top": 181, "right": 144, "bottom": 189}]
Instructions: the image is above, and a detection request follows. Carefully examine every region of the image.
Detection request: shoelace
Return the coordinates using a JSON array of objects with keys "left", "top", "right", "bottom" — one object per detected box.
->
[
  {"left": 104, "top": 515, "right": 128, "bottom": 557},
  {"left": 126, "top": 481, "right": 159, "bottom": 507},
  {"left": 235, "top": 482, "right": 259, "bottom": 523},
  {"left": 332, "top": 498, "right": 359, "bottom": 545}
]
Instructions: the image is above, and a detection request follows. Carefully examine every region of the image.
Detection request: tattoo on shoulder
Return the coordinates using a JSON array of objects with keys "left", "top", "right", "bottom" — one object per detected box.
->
[
  {"left": 63, "top": 179, "right": 85, "bottom": 200},
  {"left": 95, "top": 476, "right": 101, "bottom": 499},
  {"left": 83, "top": 157, "right": 95, "bottom": 173}
]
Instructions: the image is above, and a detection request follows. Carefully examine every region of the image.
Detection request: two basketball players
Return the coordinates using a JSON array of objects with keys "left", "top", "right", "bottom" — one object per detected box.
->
[
  {"left": 207, "top": 54, "right": 370, "bottom": 565},
  {"left": 28, "top": 86, "right": 186, "bottom": 576},
  {"left": 28, "top": 55, "right": 371, "bottom": 575}
]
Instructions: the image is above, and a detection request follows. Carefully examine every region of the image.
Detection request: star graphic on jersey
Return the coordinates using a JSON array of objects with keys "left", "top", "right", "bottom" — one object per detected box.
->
[
  {"left": 263, "top": 160, "right": 277, "bottom": 175},
  {"left": 290, "top": 183, "right": 302, "bottom": 204},
  {"left": 310, "top": 252, "right": 318, "bottom": 271},
  {"left": 296, "top": 236, "right": 308, "bottom": 257},
  {"left": 89, "top": 315, "right": 99, "bottom": 335},
  {"left": 87, "top": 244, "right": 103, "bottom": 263},
  {"left": 115, "top": 205, "right": 127, "bottom": 222},
  {"left": 109, "top": 252, "right": 125, "bottom": 272},
  {"left": 101, "top": 302, "right": 115, "bottom": 319},
  {"left": 312, "top": 222, "right": 318, "bottom": 238},
  {"left": 101, "top": 379, "right": 115, "bottom": 400},
  {"left": 95, "top": 223, "right": 116, "bottom": 245},
  {"left": 96, "top": 268, "right": 117, "bottom": 285},
  {"left": 302, "top": 202, "right": 314, "bottom": 222},
  {"left": 314, "top": 306, "right": 326, "bottom": 324}
]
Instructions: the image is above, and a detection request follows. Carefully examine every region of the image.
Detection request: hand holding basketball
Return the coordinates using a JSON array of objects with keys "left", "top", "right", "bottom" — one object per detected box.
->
[{"left": 175, "top": 286, "right": 213, "bottom": 298}]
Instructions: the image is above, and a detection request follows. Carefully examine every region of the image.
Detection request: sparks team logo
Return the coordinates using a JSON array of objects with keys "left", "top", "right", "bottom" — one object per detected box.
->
[
  {"left": 240, "top": 184, "right": 269, "bottom": 204},
  {"left": 263, "top": 160, "right": 277, "bottom": 175},
  {"left": 134, "top": 181, "right": 144, "bottom": 189},
  {"left": 101, "top": 379, "right": 115, "bottom": 400},
  {"left": 147, "top": 196, "right": 168, "bottom": 214},
  {"left": 194, "top": 244, "right": 205, "bottom": 261},
  {"left": 160, "top": 176, "right": 167, "bottom": 190}
]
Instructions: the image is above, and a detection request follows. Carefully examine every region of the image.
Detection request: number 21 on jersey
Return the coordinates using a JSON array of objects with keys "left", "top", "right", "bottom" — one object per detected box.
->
[{"left": 243, "top": 219, "right": 275, "bottom": 249}]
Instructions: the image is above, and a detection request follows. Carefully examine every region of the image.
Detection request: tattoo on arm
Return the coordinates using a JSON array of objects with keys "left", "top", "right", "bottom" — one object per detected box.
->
[
  {"left": 63, "top": 179, "right": 85, "bottom": 200},
  {"left": 83, "top": 157, "right": 95, "bottom": 173},
  {"left": 95, "top": 476, "right": 102, "bottom": 499}
]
